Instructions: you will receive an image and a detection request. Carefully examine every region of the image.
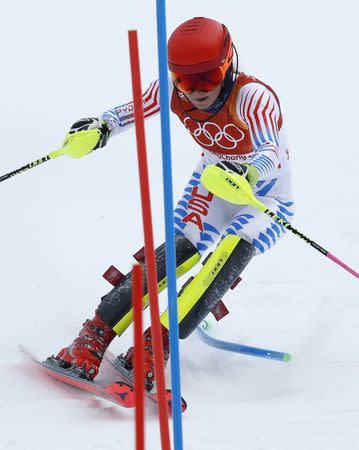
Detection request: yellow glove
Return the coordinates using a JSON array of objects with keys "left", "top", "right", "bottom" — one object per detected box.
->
[
  {"left": 216, "top": 161, "right": 259, "bottom": 187},
  {"left": 62, "top": 118, "right": 111, "bottom": 158}
]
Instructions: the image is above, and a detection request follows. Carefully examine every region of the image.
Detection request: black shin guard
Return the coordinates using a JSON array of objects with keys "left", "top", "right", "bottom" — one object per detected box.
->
[
  {"left": 98, "top": 235, "right": 200, "bottom": 335},
  {"left": 160, "top": 235, "right": 255, "bottom": 339}
]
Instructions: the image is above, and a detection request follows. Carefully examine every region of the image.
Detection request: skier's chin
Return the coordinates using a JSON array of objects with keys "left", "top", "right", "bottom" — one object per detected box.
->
[
  {"left": 190, "top": 97, "right": 214, "bottom": 109},
  {"left": 186, "top": 86, "right": 221, "bottom": 110}
]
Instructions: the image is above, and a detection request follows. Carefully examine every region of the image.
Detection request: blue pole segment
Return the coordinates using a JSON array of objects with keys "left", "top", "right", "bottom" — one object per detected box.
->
[
  {"left": 155, "top": 2, "right": 184, "bottom": 450},
  {"left": 197, "top": 325, "right": 292, "bottom": 362}
]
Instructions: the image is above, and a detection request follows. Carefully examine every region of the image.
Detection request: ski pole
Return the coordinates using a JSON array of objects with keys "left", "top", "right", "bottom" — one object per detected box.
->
[
  {"left": 0, "top": 129, "right": 101, "bottom": 183},
  {"left": 201, "top": 165, "right": 359, "bottom": 280}
]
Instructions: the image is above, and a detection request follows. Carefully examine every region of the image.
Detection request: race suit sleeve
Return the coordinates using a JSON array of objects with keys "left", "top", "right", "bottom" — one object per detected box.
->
[
  {"left": 100, "top": 79, "right": 160, "bottom": 136},
  {"left": 236, "top": 82, "right": 282, "bottom": 180},
  {"left": 100, "top": 78, "right": 174, "bottom": 137}
]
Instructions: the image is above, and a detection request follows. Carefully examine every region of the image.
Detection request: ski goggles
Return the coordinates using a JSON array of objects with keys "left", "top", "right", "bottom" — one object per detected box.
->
[{"left": 171, "top": 67, "right": 226, "bottom": 94}]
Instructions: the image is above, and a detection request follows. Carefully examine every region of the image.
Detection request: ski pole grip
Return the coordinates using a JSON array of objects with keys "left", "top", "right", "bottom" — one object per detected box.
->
[{"left": 49, "top": 148, "right": 65, "bottom": 159}]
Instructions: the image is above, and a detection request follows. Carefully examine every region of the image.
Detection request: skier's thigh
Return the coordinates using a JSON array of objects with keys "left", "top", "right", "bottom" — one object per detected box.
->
[
  {"left": 222, "top": 197, "right": 294, "bottom": 254},
  {"left": 174, "top": 167, "right": 239, "bottom": 254}
]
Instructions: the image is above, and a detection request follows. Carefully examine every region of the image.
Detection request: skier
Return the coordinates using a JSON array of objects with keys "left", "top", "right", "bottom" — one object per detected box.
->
[{"left": 53, "top": 17, "right": 293, "bottom": 391}]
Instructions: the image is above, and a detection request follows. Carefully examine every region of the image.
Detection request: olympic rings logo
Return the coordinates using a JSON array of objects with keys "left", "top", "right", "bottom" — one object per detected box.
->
[{"left": 184, "top": 117, "right": 245, "bottom": 149}]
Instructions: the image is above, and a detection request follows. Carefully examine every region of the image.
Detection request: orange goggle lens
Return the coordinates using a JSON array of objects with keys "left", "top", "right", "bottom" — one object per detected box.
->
[{"left": 171, "top": 67, "right": 225, "bottom": 94}]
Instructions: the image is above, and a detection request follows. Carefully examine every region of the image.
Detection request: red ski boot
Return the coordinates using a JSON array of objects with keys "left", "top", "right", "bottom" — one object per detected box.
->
[
  {"left": 56, "top": 312, "right": 116, "bottom": 380},
  {"left": 123, "top": 324, "right": 169, "bottom": 392}
]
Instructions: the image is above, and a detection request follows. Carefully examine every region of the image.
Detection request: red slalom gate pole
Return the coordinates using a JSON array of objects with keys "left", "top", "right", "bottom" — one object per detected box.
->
[
  {"left": 133, "top": 264, "right": 145, "bottom": 450},
  {"left": 128, "top": 30, "right": 171, "bottom": 450}
]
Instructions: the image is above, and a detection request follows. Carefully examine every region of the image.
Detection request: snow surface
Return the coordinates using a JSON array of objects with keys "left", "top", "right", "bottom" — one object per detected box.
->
[{"left": 1, "top": 1, "right": 358, "bottom": 449}]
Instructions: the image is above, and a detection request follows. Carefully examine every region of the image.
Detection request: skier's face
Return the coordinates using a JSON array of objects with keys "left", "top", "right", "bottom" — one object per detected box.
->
[{"left": 185, "top": 84, "right": 222, "bottom": 110}]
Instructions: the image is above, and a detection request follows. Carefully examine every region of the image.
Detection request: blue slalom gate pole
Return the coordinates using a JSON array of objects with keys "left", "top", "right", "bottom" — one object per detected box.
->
[
  {"left": 197, "top": 322, "right": 292, "bottom": 362},
  {"left": 155, "top": 2, "right": 184, "bottom": 449}
]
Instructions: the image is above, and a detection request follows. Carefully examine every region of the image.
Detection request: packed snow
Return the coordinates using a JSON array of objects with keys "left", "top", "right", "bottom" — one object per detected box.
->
[{"left": 1, "top": 1, "right": 358, "bottom": 449}]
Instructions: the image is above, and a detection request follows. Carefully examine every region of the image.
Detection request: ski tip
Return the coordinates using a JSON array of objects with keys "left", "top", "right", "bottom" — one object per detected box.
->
[
  {"left": 165, "top": 390, "right": 187, "bottom": 414},
  {"left": 283, "top": 353, "right": 292, "bottom": 362}
]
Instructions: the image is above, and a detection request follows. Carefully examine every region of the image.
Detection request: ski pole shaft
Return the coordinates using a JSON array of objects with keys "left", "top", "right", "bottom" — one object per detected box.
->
[
  {"left": 1, "top": 129, "right": 101, "bottom": 184},
  {"left": 0, "top": 153, "right": 57, "bottom": 183},
  {"left": 201, "top": 165, "right": 359, "bottom": 279},
  {"left": 263, "top": 209, "right": 359, "bottom": 279}
]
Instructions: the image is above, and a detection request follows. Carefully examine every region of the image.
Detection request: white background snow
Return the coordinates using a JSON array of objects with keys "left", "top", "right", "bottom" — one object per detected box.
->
[{"left": 1, "top": 1, "right": 358, "bottom": 449}]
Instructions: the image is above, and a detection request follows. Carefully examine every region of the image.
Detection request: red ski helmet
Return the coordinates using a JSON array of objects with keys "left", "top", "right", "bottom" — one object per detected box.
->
[
  {"left": 168, "top": 17, "right": 233, "bottom": 93},
  {"left": 168, "top": 17, "right": 233, "bottom": 75}
]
